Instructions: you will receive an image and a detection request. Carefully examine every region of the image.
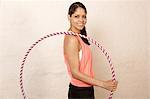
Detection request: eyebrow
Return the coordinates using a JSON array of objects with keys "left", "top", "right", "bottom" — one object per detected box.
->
[{"left": 73, "top": 13, "right": 86, "bottom": 16}]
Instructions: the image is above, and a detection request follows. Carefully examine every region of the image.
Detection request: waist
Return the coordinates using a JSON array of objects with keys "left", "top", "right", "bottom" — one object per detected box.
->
[
  {"left": 70, "top": 76, "right": 94, "bottom": 87},
  {"left": 69, "top": 83, "right": 94, "bottom": 89}
]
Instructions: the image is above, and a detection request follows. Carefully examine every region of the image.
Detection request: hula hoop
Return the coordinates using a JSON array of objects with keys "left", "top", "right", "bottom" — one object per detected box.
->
[{"left": 19, "top": 31, "right": 116, "bottom": 99}]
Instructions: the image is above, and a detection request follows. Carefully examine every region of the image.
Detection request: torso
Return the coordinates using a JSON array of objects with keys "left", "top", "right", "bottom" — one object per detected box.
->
[{"left": 64, "top": 34, "right": 94, "bottom": 87}]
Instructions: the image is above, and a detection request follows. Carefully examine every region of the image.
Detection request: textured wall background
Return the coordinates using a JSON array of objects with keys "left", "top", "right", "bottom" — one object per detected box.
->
[
  {"left": 0, "top": 0, "right": 149, "bottom": 99},
  {"left": 147, "top": 2, "right": 150, "bottom": 99}
]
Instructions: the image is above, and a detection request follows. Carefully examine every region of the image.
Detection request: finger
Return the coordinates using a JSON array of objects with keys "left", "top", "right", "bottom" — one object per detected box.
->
[
  {"left": 113, "top": 87, "right": 116, "bottom": 89},
  {"left": 112, "top": 87, "right": 117, "bottom": 92},
  {"left": 113, "top": 89, "right": 116, "bottom": 92},
  {"left": 109, "top": 80, "right": 113, "bottom": 82},
  {"left": 114, "top": 82, "right": 118, "bottom": 86},
  {"left": 114, "top": 81, "right": 118, "bottom": 83}
]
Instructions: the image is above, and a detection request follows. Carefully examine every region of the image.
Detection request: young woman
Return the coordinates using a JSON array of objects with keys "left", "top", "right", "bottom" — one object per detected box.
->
[{"left": 64, "top": 2, "right": 118, "bottom": 99}]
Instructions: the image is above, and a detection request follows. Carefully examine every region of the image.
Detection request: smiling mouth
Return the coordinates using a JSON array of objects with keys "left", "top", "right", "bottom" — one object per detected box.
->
[{"left": 78, "top": 24, "right": 84, "bottom": 26}]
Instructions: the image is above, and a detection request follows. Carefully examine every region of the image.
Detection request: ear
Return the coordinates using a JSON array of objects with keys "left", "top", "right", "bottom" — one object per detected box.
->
[{"left": 67, "top": 15, "right": 70, "bottom": 21}]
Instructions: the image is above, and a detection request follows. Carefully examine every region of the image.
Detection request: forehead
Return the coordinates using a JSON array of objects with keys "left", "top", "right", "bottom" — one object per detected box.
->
[{"left": 73, "top": 7, "right": 86, "bottom": 15}]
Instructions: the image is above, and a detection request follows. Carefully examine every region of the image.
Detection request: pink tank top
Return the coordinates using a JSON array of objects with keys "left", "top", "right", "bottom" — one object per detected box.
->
[{"left": 64, "top": 35, "right": 94, "bottom": 87}]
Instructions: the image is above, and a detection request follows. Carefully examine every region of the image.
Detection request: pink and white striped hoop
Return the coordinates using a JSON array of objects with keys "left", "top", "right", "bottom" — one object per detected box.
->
[{"left": 19, "top": 31, "right": 116, "bottom": 99}]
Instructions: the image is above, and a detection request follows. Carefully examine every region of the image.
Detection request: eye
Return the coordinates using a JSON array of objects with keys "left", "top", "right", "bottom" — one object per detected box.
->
[
  {"left": 74, "top": 15, "right": 79, "bottom": 18},
  {"left": 83, "top": 15, "right": 86, "bottom": 19}
]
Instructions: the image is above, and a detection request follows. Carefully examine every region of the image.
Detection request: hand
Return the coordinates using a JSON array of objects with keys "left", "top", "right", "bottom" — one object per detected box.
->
[{"left": 101, "top": 80, "right": 118, "bottom": 92}]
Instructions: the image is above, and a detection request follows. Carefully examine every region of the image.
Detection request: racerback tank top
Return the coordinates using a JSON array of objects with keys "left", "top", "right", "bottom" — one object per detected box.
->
[{"left": 64, "top": 35, "right": 94, "bottom": 87}]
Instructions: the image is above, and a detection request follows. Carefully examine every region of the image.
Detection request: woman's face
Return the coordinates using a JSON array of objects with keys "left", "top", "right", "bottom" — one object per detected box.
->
[{"left": 68, "top": 7, "right": 87, "bottom": 32}]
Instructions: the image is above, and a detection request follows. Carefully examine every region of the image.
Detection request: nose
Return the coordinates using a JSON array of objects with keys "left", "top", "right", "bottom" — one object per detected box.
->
[{"left": 79, "top": 17, "right": 84, "bottom": 22}]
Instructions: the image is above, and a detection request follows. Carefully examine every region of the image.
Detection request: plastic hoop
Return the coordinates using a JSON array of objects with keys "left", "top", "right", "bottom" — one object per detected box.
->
[{"left": 19, "top": 31, "right": 116, "bottom": 99}]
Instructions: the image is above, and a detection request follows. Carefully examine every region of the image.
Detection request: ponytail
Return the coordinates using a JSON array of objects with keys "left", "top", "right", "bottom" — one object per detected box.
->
[{"left": 80, "top": 27, "right": 90, "bottom": 45}]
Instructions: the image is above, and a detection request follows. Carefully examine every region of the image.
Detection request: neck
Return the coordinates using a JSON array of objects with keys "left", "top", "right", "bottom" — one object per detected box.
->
[{"left": 68, "top": 28, "right": 80, "bottom": 34}]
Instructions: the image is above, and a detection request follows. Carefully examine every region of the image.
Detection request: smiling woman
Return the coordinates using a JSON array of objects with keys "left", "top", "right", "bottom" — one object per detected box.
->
[{"left": 63, "top": 2, "right": 118, "bottom": 99}]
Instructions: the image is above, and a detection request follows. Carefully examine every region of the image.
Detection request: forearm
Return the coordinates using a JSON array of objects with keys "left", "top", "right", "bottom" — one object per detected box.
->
[{"left": 72, "top": 71, "right": 104, "bottom": 88}]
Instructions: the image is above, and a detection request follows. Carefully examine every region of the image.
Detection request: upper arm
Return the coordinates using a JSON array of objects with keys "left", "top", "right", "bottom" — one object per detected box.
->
[{"left": 64, "top": 35, "right": 80, "bottom": 73}]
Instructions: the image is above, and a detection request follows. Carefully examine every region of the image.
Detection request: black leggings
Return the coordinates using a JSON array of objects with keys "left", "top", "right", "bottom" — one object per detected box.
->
[{"left": 68, "top": 83, "right": 95, "bottom": 99}]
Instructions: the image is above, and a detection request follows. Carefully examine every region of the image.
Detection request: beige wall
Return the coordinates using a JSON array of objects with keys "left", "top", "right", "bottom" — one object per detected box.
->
[
  {"left": 88, "top": 1, "right": 149, "bottom": 99},
  {"left": 0, "top": 0, "right": 149, "bottom": 99},
  {"left": 148, "top": 2, "right": 150, "bottom": 99}
]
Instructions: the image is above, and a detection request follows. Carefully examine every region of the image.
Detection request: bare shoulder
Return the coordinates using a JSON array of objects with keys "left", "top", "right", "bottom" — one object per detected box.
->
[
  {"left": 64, "top": 35, "right": 79, "bottom": 45},
  {"left": 64, "top": 35, "right": 79, "bottom": 54}
]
